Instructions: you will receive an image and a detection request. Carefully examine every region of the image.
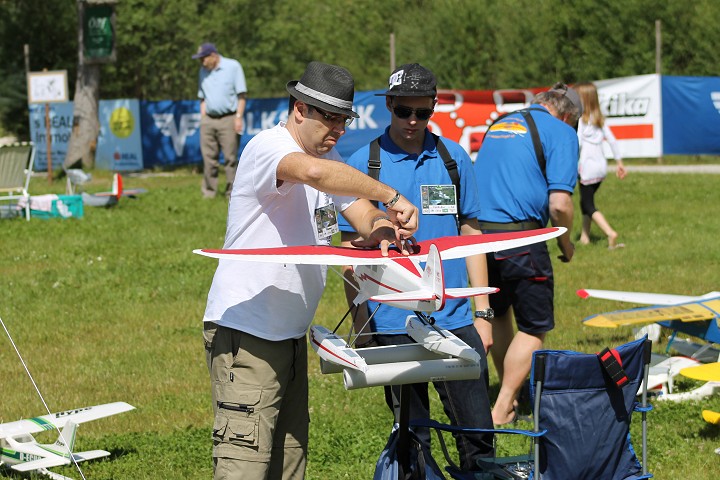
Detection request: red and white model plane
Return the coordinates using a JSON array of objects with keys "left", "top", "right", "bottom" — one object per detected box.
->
[{"left": 195, "top": 227, "right": 565, "bottom": 388}]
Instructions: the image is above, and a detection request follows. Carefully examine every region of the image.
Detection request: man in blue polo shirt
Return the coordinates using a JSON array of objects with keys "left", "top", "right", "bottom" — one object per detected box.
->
[
  {"left": 339, "top": 64, "right": 494, "bottom": 471},
  {"left": 473, "top": 83, "right": 580, "bottom": 426},
  {"left": 193, "top": 42, "right": 247, "bottom": 198}
]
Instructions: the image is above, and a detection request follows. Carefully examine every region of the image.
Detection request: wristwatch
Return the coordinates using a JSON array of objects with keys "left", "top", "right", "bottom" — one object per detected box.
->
[{"left": 474, "top": 308, "right": 495, "bottom": 321}]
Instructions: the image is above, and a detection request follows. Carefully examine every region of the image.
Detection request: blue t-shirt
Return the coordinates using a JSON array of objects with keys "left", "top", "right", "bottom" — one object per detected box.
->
[
  {"left": 473, "top": 106, "right": 578, "bottom": 225},
  {"left": 339, "top": 128, "right": 482, "bottom": 332},
  {"left": 198, "top": 56, "right": 247, "bottom": 116}
]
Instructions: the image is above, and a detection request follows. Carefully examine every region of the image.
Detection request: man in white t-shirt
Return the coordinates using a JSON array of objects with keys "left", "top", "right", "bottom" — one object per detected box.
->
[{"left": 202, "top": 61, "right": 419, "bottom": 480}]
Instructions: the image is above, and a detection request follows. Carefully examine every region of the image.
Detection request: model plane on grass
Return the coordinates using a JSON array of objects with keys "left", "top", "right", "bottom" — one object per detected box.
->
[
  {"left": 0, "top": 402, "right": 135, "bottom": 480},
  {"left": 680, "top": 361, "right": 720, "bottom": 455},
  {"left": 578, "top": 288, "right": 720, "bottom": 401},
  {"left": 196, "top": 227, "right": 565, "bottom": 389},
  {"left": 66, "top": 171, "right": 148, "bottom": 207}
]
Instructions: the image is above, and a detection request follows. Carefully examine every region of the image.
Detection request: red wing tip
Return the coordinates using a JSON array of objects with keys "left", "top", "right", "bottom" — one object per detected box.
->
[{"left": 576, "top": 289, "right": 589, "bottom": 299}]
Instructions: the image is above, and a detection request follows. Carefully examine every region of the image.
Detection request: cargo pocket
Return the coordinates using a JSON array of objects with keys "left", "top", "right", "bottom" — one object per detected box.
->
[
  {"left": 213, "top": 383, "right": 263, "bottom": 448},
  {"left": 494, "top": 246, "right": 535, "bottom": 280}
]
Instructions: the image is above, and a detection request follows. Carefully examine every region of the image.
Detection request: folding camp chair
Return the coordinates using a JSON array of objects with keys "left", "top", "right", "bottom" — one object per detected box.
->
[
  {"left": 0, "top": 142, "right": 35, "bottom": 221},
  {"left": 417, "top": 336, "right": 653, "bottom": 479}
]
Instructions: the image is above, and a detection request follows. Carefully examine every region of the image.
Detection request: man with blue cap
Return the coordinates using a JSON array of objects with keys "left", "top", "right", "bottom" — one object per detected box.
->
[{"left": 193, "top": 42, "right": 247, "bottom": 198}]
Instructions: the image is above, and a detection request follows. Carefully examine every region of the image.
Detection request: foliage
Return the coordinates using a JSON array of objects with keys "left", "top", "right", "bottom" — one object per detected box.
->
[
  {"left": 2, "top": 0, "right": 720, "bottom": 138},
  {"left": 0, "top": 168, "right": 719, "bottom": 478}
]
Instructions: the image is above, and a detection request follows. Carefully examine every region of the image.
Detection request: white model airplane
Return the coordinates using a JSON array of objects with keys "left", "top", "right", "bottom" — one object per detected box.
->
[
  {"left": 0, "top": 402, "right": 135, "bottom": 480},
  {"left": 578, "top": 288, "right": 720, "bottom": 401},
  {"left": 196, "top": 227, "right": 565, "bottom": 388}
]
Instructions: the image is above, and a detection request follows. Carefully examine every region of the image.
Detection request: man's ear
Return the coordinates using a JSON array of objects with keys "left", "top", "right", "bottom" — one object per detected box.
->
[
  {"left": 385, "top": 97, "right": 393, "bottom": 112},
  {"left": 294, "top": 101, "right": 307, "bottom": 122}
]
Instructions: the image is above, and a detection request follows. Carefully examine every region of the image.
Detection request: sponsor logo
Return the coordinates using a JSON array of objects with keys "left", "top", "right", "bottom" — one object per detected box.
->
[
  {"left": 489, "top": 120, "right": 527, "bottom": 136},
  {"left": 109, "top": 107, "right": 135, "bottom": 138},
  {"left": 152, "top": 113, "right": 201, "bottom": 156},
  {"left": 388, "top": 69, "right": 405, "bottom": 88},
  {"left": 600, "top": 93, "right": 650, "bottom": 117}
]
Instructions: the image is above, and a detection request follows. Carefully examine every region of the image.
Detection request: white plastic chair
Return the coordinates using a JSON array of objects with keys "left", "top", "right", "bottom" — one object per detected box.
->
[{"left": 0, "top": 142, "right": 35, "bottom": 221}]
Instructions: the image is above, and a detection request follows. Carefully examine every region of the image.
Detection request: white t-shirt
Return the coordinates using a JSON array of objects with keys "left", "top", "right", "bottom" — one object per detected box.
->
[
  {"left": 577, "top": 118, "right": 622, "bottom": 185},
  {"left": 203, "top": 123, "right": 356, "bottom": 340}
]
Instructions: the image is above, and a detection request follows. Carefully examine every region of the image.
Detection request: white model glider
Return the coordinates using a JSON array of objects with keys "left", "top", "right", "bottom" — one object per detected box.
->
[
  {"left": 0, "top": 402, "right": 135, "bottom": 480},
  {"left": 196, "top": 228, "right": 565, "bottom": 388}
]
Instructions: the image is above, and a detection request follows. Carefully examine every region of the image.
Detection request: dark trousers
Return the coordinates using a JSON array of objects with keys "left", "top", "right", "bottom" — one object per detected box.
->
[{"left": 375, "top": 324, "right": 494, "bottom": 471}]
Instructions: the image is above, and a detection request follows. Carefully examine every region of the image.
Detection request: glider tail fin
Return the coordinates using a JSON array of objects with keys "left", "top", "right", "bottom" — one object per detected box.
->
[
  {"left": 422, "top": 244, "right": 445, "bottom": 311},
  {"left": 112, "top": 173, "right": 123, "bottom": 199}
]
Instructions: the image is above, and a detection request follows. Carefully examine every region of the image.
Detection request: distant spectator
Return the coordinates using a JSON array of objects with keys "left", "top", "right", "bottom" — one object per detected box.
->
[
  {"left": 193, "top": 42, "right": 247, "bottom": 198},
  {"left": 575, "top": 82, "right": 627, "bottom": 249}
]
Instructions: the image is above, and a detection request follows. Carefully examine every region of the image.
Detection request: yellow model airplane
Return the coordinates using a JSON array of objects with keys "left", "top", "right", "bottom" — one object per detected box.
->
[{"left": 680, "top": 362, "right": 720, "bottom": 454}]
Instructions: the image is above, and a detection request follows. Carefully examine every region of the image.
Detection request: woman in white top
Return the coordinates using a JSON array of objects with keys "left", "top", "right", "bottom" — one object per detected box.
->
[{"left": 576, "top": 82, "right": 627, "bottom": 249}]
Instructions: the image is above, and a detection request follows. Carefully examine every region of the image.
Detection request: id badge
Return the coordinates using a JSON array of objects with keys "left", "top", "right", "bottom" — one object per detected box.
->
[
  {"left": 421, "top": 185, "right": 457, "bottom": 214},
  {"left": 314, "top": 203, "right": 339, "bottom": 240}
]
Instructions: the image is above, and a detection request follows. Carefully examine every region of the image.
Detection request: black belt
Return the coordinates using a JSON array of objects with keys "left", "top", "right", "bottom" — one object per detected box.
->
[
  {"left": 206, "top": 111, "right": 236, "bottom": 119},
  {"left": 478, "top": 220, "right": 542, "bottom": 231}
]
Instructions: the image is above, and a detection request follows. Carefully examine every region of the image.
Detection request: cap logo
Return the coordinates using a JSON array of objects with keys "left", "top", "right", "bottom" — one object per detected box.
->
[{"left": 388, "top": 70, "right": 405, "bottom": 89}]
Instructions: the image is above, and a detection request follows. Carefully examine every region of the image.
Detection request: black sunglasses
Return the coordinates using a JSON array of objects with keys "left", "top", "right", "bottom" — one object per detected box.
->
[
  {"left": 392, "top": 104, "right": 434, "bottom": 121},
  {"left": 311, "top": 105, "right": 354, "bottom": 127}
]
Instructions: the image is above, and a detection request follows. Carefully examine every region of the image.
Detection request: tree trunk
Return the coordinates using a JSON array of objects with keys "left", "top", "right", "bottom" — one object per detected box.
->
[{"left": 63, "top": 63, "right": 100, "bottom": 170}]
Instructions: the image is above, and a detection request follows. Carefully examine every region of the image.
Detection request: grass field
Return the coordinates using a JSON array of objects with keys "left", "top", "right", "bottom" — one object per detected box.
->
[{"left": 1, "top": 165, "right": 719, "bottom": 479}]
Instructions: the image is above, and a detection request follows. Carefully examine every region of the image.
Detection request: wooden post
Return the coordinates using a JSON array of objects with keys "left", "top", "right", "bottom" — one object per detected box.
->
[
  {"left": 45, "top": 102, "right": 52, "bottom": 183},
  {"left": 390, "top": 33, "right": 395, "bottom": 73},
  {"left": 655, "top": 20, "right": 663, "bottom": 164}
]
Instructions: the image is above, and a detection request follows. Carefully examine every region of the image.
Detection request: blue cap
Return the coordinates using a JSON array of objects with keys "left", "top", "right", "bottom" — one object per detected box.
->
[{"left": 192, "top": 43, "right": 218, "bottom": 59}]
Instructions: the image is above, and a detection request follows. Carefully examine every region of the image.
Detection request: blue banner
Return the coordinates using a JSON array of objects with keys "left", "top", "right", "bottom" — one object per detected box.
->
[
  {"left": 662, "top": 76, "right": 720, "bottom": 155},
  {"left": 28, "top": 102, "right": 74, "bottom": 171},
  {"left": 140, "top": 100, "right": 202, "bottom": 168},
  {"left": 96, "top": 99, "right": 144, "bottom": 171}
]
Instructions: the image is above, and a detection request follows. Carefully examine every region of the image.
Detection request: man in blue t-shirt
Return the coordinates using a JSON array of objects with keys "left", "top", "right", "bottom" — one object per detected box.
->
[
  {"left": 473, "top": 83, "right": 580, "bottom": 426},
  {"left": 339, "top": 64, "right": 494, "bottom": 470}
]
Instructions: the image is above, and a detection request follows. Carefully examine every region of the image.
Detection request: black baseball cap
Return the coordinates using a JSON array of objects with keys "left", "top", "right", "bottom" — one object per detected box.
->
[{"left": 376, "top": 63, "right": 437, "bottom": 98}]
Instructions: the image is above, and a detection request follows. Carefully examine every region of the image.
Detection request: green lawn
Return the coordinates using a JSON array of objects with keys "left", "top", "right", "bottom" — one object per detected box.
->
[{"left": 0, "top": 167, "right": 718, "bottom": 479}]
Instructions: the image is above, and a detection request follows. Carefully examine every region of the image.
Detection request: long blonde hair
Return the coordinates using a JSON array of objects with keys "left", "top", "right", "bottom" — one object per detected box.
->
[{"left": 575, "top": 82, "right": 604, "bottom": 128}]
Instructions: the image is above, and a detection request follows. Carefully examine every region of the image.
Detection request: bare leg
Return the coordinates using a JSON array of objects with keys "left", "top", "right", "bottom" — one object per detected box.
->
[
  {"left": 491, "top": 330, "right": 545, "bottom": 425},
  {"left": 590, "top": 210, "right": 619, "bottom": 248},
  {"left": 580, "top": 215, "right": 592, "bottom": 245}
]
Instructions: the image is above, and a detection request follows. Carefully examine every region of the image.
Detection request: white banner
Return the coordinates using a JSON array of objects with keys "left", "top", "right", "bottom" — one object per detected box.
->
[{"left": 595, "top": 74, "right": 662, "bottom": 159}]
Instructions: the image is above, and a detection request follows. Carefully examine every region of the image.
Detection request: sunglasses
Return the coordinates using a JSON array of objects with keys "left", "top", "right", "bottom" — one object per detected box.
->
[
  {"left": 392, "top": 104, "right": 434, "bottom": 121},
  {"left": 311, "top": 105, "right": 354, "bottom": 127}
]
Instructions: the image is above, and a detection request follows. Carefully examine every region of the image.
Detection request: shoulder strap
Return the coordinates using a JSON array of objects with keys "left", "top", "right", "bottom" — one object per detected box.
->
[
  {"left": 367, "top": 133, "right": 462, "bottom": 214},
  {"left": 520, "top": 110, "right": 546, "bottom": 179},
  {"left": 367, "top": 136, "right": 383, "bottom": 207},
  {"left": 430, "top": 133, "right": 461, "bottom": 209},
  {"left": 481, "top": 107, "right": 549, "bottom": 180}
]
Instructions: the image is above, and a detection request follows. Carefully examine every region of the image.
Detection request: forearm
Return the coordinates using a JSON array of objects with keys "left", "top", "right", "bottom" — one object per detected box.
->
[
  {"left": 236, "top": 94, "right": 247, "bottom": 116},
  {"left": 549, "top": 190, "right": 575, "bottom": 257},
  {"left": 278, "top": 153, "right": 397, "bottom": 204},
  {"left": 460, "top": 219, "right": 490, "bottom": 310}
]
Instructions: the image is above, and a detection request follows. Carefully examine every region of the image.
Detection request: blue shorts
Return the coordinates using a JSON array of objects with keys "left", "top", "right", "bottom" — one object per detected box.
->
[{"left": 484, "top": 236, "right": 555, "bottom": 335}]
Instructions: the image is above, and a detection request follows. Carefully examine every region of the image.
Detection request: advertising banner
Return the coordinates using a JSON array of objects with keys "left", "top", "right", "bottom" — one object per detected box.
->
[
  {"left": 140, "top": 100, "right": 202, "bottom": 168},
  {"left": 594, "top": 74, "right": 662, "bottom": 158},
  {"left": 96, "top": 99, "right": 144, "bottom": 171},
  {"left": 28, "top": 102, "right": 74, "bottom": 171},
  {"left": 661, "top": 75, "right": 720, "bottom": 155}
]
